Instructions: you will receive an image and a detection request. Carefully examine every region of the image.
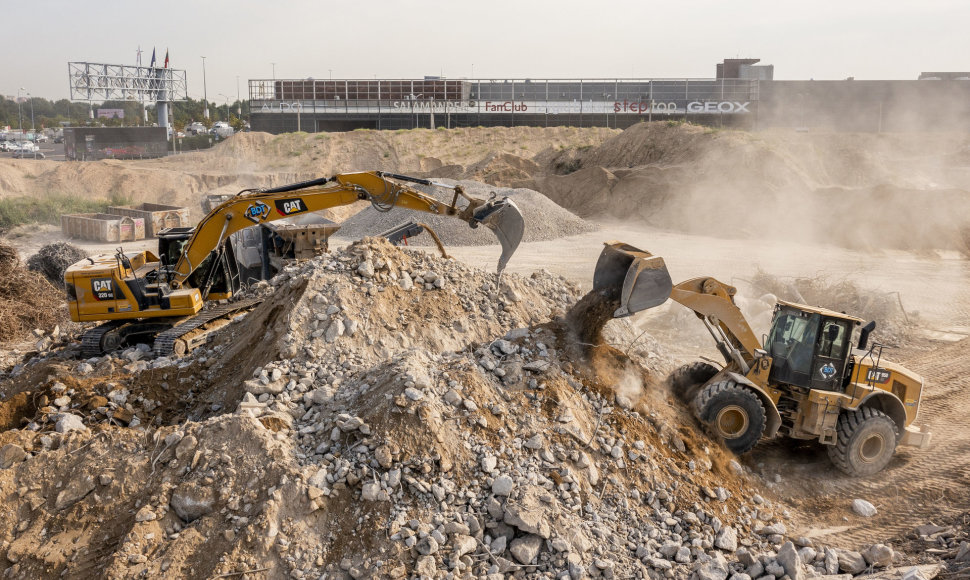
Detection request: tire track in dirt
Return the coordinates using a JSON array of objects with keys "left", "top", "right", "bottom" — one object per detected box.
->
[{"left": 756, "top": 336, "right": 970, "bottom": 548}]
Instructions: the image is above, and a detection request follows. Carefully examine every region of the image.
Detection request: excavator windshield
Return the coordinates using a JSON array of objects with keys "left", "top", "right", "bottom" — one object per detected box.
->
[{"left": 767, "top": 307, "right": 821, "bottom": 388}]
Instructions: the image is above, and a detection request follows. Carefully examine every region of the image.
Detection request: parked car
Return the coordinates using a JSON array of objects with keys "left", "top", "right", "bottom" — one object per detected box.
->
[
  {"left": 34, "top": 134, "right": 48, "bottom": 143},
  {"left": 12, "top": 150, "right": 45, "bottom": 159},
  {"left": 210, "top": 122, "right": 234, "bottom": 138},
  {"left": 54, "top": 135, "right": 64, "bottom": 144},
  {"left": 185, "top": 122, "right": 208, "bottom": 136},
  {"left": 0, "top": 141, "right": 15, "bottom": 152}
]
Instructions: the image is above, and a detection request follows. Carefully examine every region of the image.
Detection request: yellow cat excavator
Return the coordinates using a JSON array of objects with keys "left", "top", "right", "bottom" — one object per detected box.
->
[
  {"left": 594, "top": 241, "right": 931, "bottom": 476},
  {"left": 64, "top": 171, "right": 524, "bottom": 358}
]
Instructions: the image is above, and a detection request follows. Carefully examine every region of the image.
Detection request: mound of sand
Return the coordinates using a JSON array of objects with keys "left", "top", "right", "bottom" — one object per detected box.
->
[{"left": 335, "top": 179, "right": 598, "bottom": 246}]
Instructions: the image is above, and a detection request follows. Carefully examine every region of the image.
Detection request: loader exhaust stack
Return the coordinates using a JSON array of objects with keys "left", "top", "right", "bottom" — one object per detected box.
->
[{"left": 592, "top": 241, "right": 673, "bottom": 318}]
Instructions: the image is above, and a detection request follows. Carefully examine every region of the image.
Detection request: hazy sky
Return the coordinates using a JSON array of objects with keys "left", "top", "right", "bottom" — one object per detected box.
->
[{"left": 2, "top": 0, "right": 968, "bottom": 102}]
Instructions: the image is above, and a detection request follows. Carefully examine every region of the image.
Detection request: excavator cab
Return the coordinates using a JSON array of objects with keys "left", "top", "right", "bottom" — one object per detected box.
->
[{"left": 593, "top": 241, "right": 674, "bottom": 317}]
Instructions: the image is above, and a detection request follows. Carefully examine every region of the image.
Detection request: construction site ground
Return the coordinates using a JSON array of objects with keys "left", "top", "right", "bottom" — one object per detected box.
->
[{"left": 1, "top": 123, "right": 969, "bottom": 579}]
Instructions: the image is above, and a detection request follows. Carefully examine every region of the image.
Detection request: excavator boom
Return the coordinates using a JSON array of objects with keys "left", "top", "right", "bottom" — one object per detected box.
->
[{"left": 172, "top": 171, "right": 523, "bottom": 287}]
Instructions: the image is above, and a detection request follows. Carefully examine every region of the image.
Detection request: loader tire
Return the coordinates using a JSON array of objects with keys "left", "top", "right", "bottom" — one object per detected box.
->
[
  {"left": 827, "top": 408, "right": 898, "bottom": 476},
  {"left": 695, "top": 380, "right": 766, "bottom": 454},
  {"left": 665, "top": 361, "right": 719, "bottom": 403}
]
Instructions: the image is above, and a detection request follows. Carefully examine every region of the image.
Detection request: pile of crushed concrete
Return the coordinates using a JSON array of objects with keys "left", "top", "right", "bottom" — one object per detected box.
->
[
  {"left": 0, "top": 240, "right": 943, "bottom": 579},
  {"left": 335, "top": 179, "right": 597, "bottom": 246}
]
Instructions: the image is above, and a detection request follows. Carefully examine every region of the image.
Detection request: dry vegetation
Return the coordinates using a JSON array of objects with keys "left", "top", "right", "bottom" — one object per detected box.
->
[{"left": 0, "top": 242, "right": 68, "bottom": 341}]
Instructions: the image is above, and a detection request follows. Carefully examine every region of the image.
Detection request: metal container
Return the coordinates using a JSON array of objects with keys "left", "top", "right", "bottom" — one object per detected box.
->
[
  {"left": 107, "top": 203, "right": 190, "bottom": 237},
  {"left": 61, "top": 213, "right": 146, "bottom": 242}
]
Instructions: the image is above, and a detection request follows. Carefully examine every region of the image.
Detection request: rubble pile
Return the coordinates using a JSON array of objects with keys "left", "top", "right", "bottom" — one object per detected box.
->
[{"left": 0, "top": 239, "right": 948, "bottom": 578}]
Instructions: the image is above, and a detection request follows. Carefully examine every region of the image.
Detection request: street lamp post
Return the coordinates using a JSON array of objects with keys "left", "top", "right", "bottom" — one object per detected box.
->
[
  {"left": 236, "top": 76, "right": 242, "bottom": 116},
  {"left": 219, "top": 94, "right": 230, "bottom": 122},
  {"left": 201, "top": 56, "right": 209, "bottom": 119},
  {"left": 17, "top": 88, "right": 24, "bottom": 133},
  {"left": 28, "top": 93, "right": 35, "bottom": 132},
  {"left": 271, "top": 62, "right": 276, "bottom": 80}
]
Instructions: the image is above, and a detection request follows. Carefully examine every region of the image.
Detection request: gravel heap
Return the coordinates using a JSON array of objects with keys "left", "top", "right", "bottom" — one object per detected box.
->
[
  {"left": 0, "top": 240, "right": 938, "bottom": 579},
  {"left": 335, "top": 179, "right": 598, "bottom": 246}
]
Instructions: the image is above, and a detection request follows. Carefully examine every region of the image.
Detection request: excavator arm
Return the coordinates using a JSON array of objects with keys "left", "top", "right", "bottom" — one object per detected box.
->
[{"left": 169, "top": 171, "right": 524, "bottom": 289}]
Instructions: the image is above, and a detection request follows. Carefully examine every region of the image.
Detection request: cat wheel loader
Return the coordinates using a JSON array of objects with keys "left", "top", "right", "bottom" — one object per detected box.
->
[
  {"left": 593, "top": 241, "right": 931, "bottom": 476},
  {"left": 64, "top": 171, "right": 525, "bottom": 358}
]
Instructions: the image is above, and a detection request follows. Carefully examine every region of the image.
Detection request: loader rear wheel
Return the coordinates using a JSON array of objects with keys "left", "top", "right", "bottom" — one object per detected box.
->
[
  {"left": 827, "top": 408, "right": 898, "bottom": 476},
  {"left": 665, "top": 361, "right": 719, "bottom": 403},
  {"left": 695, "top": 380, "right": 766, "bottom": 454}
]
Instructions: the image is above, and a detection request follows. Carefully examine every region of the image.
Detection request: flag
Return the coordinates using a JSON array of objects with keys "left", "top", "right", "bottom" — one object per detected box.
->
[
  {"left": 164, "top": 49, "right": 169, "bottom": 69},
  {"left": 150, "top": 48, "right": 156, "bottom": 68}
]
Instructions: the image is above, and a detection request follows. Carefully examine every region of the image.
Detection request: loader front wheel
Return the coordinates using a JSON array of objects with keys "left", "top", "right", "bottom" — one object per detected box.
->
[
  {"left": 827, "top": 408, "right": 898, "bottom": 476},
  {"left": 665, "top": 361, "right": 719, "bottom": 403},
  {"left": 695, "top": 380, "right": 766, "bottom": 454}
]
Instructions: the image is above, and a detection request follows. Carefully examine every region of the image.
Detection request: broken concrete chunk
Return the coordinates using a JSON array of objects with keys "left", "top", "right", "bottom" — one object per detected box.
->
[
  {"left": 852, "top": 498, "right": 877, "bottom": 517},
  {"left": 170, "top": 482, "right": 216, "bottom": 523},
  {"left": 509, "top": 534, "right": 543, "bottom": 564},
  {"left": 0, "top": 444, "right": 26, "bottom": 469}
]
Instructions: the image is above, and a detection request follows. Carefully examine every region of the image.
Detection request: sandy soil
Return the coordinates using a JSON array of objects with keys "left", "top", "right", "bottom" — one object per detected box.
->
[{"left": 2, "top": 124, "right": 970, "bottom": 577}]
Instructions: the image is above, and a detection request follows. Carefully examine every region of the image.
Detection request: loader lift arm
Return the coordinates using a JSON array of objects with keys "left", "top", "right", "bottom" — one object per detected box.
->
[
  {"left": 169, "top": 171, "right": 524, "bottom": 290},
  {"left": 669, "top": 277, "right": 762, "bottom": 373}
]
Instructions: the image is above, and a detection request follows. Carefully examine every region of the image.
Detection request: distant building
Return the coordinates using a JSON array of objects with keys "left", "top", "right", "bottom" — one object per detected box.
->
[
  {"left": 248, "top": 58, "right": 970, "bottom": 133},
  {"left": 918, "top": 72, "right": 970, "bottom": 80}
]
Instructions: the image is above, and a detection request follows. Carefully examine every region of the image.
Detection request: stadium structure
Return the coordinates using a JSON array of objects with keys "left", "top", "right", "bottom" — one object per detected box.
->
[{"left": 249, "top": 59, "right": 970, "bottom": 134}]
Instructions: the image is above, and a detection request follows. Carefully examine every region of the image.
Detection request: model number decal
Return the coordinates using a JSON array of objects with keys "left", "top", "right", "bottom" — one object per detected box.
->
[
  {"left": 92, "top": 278, "right": 115, "bottom": 301},
  {"left": 866, "top": 369, "right": 891, "bottom": 384},
  {"left": 275, "top": 198, "right": 308, "bottom": 216}
]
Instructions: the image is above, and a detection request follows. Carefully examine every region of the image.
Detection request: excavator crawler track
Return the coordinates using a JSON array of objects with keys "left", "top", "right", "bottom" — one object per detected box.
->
[
  {"left": 80, "top": 321, "right": 126, "bottom": 358},
  {"left": 153, "top": 297, "right": 263, "bottom": 358}
]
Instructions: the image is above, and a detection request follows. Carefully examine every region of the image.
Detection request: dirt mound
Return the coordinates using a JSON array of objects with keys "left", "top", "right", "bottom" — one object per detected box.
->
[
  {"left": 0, "top": 242, "right": 69, "bottom": 341},
  {"left": 0, "top": 239, "right": 817, "bottom": 579},
  {"left": 335, "top": 179, "right": 597, "bottom": 246},
  {"left": 534, "top": 122, "right": 970, "bottom": 252},
  {"left": 25, "top": 242, "right": 87, "bottom": 288}
]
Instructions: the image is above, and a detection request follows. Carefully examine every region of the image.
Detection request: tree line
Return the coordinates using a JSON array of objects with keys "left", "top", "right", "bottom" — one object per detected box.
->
[{"left": 0, "top": 96, "right": 249, "bottom": 133}]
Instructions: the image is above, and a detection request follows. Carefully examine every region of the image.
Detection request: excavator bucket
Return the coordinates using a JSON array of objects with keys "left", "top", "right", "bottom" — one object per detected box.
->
[
  {"left": 471, "top": 197, "right": 525, "bottom": 275},
  {"left": 592, "top": 241, "right": 673, "bottom": 318}
]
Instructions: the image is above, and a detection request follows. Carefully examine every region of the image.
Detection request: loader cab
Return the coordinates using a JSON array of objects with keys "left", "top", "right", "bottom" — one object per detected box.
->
[{"left": 766, "top": 302, "right": 862, "bottom": 391}]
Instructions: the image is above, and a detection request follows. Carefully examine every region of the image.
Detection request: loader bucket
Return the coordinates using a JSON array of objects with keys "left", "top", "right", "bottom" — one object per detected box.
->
[
  {"left": 472, "top": 197, "right": 525, "bottom": 276},
  {"left": 592, "top": 241, "right": 673, "bottom": 318}
]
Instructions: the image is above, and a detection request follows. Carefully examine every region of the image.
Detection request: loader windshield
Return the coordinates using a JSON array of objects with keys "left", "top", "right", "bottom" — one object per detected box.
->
[{"left": 767, "top": 308, "right": 821, "bottom": 388}]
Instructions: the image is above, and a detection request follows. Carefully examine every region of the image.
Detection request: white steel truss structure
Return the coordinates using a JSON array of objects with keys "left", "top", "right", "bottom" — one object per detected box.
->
[{"left": 68, "top": 62, "right": 187, "bottom": 102}]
